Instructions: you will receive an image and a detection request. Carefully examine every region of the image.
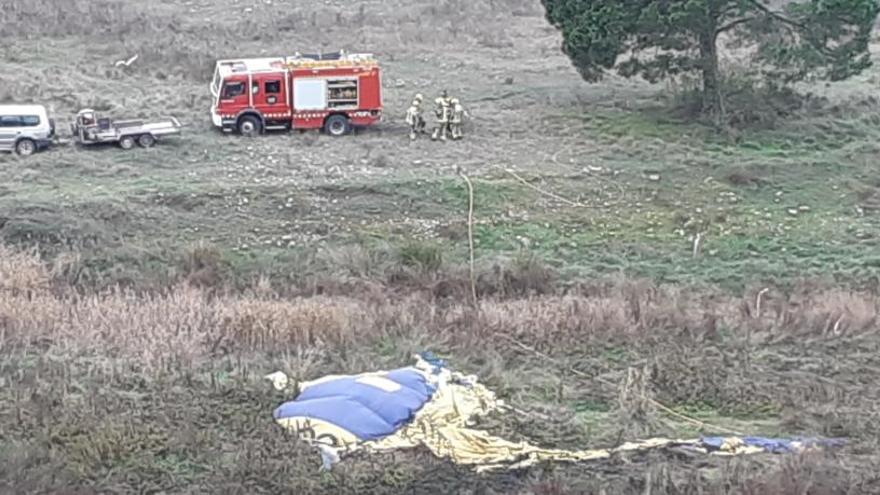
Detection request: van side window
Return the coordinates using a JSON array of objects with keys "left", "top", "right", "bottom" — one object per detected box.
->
[
  {"left": 223, "top": 81, "right": 245, "bottom": 98},
  {"left": 0, "top": 115, "right": 21, "bottom": 127},
  {"left": 265, "top": 81, "right": 281, "bottom": 94},
  {"left": 21, "top": 115, "right": 40, "bottom": 126},
  {"left": 0, "top": 115, "right": 22, "bottom": 127}
]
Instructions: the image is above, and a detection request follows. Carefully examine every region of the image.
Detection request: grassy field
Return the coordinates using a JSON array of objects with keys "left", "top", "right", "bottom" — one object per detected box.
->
[{"left": 1, "top": 0, "right": 880, "bottom": 493}]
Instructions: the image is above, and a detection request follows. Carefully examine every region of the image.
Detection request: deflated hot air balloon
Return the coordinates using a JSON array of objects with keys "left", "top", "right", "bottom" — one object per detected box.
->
[{"left": 266, "top": 353, "right": 846, "bottom": 472}]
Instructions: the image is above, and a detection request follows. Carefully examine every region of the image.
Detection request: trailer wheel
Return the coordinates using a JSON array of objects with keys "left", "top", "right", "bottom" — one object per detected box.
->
[
  {"left": 138, "top": 134, "right": 156, "bottom": 148},
  {"left": 237, "top": 115, "right": 261, "bottom": 137},
  {"left": 119, "top": 136, "right": 136, "bottom": 150},
  {"left": 14, "top": 138, "right": 36, "bottom": 156},
  {"left": 324, "top": 115, "right": 351, "bottom": 137}
]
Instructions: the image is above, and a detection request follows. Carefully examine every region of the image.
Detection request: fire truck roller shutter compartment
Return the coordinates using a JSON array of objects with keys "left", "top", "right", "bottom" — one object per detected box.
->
[
  {"left": 327, "top": 79, "right": 359, "bottom": 109},
  {"left": 294, "top": 79, "right": 327, "bottom": 110}
]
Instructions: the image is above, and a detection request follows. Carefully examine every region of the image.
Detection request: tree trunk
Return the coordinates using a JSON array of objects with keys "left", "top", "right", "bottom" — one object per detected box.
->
[{"left": 699, "top": 31, "right": 724, "bottom": 127}]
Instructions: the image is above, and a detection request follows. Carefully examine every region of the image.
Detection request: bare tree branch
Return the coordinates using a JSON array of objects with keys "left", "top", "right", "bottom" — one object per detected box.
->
[
  {"left": 745, "top": 0, "right": 835, "bottom": 56},
  {"left": 746, "top": 0, "right": 807, "bottom": 30},
  {"left": 715, "top": 16, "right": 756, "bottom": 39}
]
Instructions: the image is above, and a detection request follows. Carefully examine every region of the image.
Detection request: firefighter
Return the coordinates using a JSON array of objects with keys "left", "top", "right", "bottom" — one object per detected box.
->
[
  {"left": 413, "top": 93, "right": 426, "bottom": 134},
  {"left": 405, "top": 96, "right": 424, "bottom": 141},
  {"left": 449, "top": 97, "right": 469, "bottom": 140},
  {"left": 431, "top": 91, "right": 452, "bottom": 141},
  {"left": 440, "top": 89, "right": 452, "bottom": 106}
]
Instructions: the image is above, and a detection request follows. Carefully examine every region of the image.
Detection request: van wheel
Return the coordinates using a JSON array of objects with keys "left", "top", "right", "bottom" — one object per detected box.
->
[
  {"left": 119, "top": 136, "right": 136, "bottom": 150},
  {"left": 238, "top": 115, "right": 262, "bottom": 137},
  {"left": 324, "top": 115, "right": 350, "bottom": 137},
  {"left": 15, "top": 139, "right": 36, "bottom": 156},
  {"left": 138, "top": 134, "right": 156, "bottom": 148}
]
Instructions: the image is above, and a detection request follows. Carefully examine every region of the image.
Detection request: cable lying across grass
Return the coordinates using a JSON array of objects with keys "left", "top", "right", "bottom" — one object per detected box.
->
[
  {"left": 452, "top": 149, "right": 626, "bottom": 306},
  {"left": 461, "top": 134, "right": 627, "bottom": 209},
  {"left": 548, "top": 144, "right": 628, "bottom": 206},
  {"left": 493, "top": 165, "right": 626, "bottom": 209},
  {"left": 451, "top": 146, "right": 627, "bottom": 308}
]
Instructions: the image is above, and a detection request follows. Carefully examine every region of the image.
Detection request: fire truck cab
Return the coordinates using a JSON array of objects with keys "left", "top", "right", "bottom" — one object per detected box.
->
[{"left": 210, "top": 51, "right": 383, "bottom": 137}]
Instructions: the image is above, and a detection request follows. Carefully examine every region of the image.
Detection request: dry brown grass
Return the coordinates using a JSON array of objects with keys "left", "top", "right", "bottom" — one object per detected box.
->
[
  {"left": 0, "top": 244, "right": 875, "bottom": 492},
  {"left": 0, "top": 0, "right": 142, "bottom": 37},
  {"left": 2, "top": 245, "right": 878, "bottom": 367},
  {"left": 0, "top": 244, "right": 49, "bottom": 292},
  {"left": 519, "top": 453, "right": 880, "bottom": 494},
  {"left": 1, "top": 246, "right": 878, "bottom": 494}
]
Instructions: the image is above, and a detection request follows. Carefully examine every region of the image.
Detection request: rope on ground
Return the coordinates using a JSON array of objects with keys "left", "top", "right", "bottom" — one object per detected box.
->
[
  {"left": 461, "top": 147, "right": 727, "bottom": 433},
  {"left": 495, "top": 332, "right": 745, "bottom": 436},
  {"left": 492, "top": 165, "right": 626, "bottom": 209},
  {"left": 550, "top": 145, "right": 628, "bottom": 206},
  {"left": 456, "top": 166, "right": 478, "bottom": 308}
]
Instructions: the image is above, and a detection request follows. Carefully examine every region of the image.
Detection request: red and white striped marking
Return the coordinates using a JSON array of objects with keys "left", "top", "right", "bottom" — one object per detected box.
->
[
  {"left": 219, "top": 112, "right": 291, "bottom": 119},
  {"left": 295, "top": 112, "right": 330, "bottom": 119},
  {"left": 219, "top": 111, "right": 377, "bottom": 120}
]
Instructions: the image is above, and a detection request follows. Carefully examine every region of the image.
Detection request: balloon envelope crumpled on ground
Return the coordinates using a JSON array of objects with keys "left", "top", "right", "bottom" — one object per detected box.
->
[{"left": 264, "top": 353, "right": 846, "bottom": 472}]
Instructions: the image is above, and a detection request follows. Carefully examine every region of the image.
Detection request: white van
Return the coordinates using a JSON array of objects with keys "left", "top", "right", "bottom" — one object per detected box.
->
[{"left": 0, "top": 104, "right": 55, "bottom": 156}]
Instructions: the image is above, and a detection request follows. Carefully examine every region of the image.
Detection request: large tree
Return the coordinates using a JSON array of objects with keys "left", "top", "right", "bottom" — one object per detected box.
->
[{"left": 541, "top": 0, "right": 879, "bottom": 123}]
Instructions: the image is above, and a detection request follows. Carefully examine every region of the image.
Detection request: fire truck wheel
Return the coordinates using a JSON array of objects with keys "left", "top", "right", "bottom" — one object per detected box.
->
[
  {"left": 324, "top": 115, "right": 351, "bottom": 137},
  {"left": 119, "top": 136, "right": 136, "bottom": 150},
  {"left": 138, "top": 134, "right": 156, "bottom": 148},
  {"left": 237, "top": 115, "right": 262, "bottom": 137}
]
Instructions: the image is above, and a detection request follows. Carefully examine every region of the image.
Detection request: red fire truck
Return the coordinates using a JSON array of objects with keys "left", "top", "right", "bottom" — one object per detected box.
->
[{"left": 210, "top": 52, "right": 383, "bottom": 137}]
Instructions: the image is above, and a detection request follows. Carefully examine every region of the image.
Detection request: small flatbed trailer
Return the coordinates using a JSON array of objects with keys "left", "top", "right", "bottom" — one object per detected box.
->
[{"left": 71, "top": 109, "right": 181, "bottom": 149}]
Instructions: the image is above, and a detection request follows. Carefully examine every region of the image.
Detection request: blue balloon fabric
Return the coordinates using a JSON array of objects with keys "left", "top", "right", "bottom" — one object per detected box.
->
[
  {"left": 418, "top": 351, "right": 447, "bottom": 374},
  {"left": 700, "top": 436, "right": 847, "bottom": 453},
  {"left": 273, "top": 367, "right": 437, "bottom": 441},
  {"left": 269, "top": 356, "right": 849, "bottom": 471}
]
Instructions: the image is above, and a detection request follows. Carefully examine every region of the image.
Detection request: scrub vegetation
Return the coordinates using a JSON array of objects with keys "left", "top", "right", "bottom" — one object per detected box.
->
[{"left": 1, "top": 0, "right": 879, "bottom": 493}]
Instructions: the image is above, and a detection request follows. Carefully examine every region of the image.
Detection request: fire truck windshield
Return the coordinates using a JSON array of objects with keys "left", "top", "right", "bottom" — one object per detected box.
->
[{"left": 210, "top": 67, "right": 221, "bottom": 98}]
